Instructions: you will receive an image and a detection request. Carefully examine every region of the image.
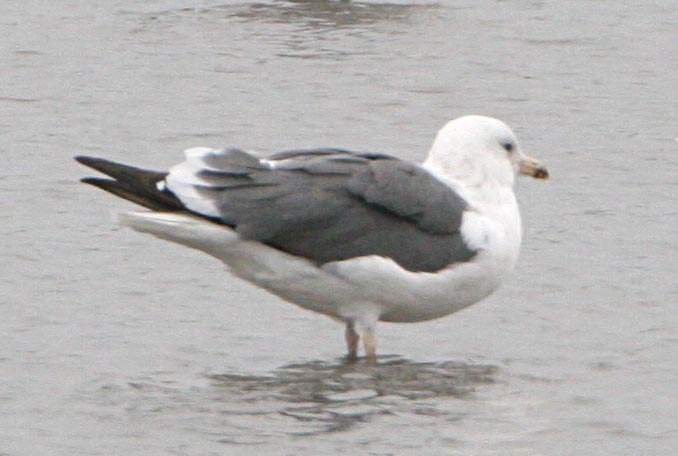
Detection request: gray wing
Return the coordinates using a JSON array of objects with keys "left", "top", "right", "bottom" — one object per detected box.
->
[{"left": 165, "top": 147, "right": 477, "bottom": 273}]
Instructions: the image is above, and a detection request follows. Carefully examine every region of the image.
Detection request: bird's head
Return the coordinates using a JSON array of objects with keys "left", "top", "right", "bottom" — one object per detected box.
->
[{"left": 424, "top": 115, "right": 549, "bottom": 188}]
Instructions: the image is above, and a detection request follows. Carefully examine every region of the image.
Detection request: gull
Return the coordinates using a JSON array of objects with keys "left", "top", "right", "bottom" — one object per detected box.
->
[{"left": 76, "top": 115, "right": 548, "bottom": 363}]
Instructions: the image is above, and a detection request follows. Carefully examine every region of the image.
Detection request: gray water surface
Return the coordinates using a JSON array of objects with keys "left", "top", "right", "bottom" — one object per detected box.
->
[{"left": 2, "top": 1, "right": 677, "bottom": 454}]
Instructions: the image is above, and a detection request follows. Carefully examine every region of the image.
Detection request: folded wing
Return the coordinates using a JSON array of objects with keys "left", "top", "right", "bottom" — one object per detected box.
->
[{"left": 165, "top": 147, "right": 477, "bottom": 272}]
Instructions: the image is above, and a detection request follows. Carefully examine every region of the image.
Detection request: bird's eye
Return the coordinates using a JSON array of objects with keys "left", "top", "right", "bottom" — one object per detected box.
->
[{"left": 502, "top": 142, "right": 514, "bottom": 153}]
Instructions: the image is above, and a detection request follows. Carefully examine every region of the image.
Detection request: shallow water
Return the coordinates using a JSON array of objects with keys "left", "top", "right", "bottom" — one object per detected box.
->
[{"left": 2, "top": 1, "right": 677, "bottom": 454}]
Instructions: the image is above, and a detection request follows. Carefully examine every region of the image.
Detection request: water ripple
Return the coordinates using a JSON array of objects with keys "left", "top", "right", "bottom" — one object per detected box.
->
[{"left": 207, "top": 357, "right": 497, "bottom": 436}]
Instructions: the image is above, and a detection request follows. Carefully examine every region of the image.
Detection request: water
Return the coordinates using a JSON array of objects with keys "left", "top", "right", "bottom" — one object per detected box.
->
[{"left": 2, "top": 1, "right": 677, "bottom": 454}]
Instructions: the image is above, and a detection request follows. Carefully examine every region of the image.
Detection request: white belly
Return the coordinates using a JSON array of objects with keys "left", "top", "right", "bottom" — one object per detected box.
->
[{"left": 118, "top": 210, "right": 519, "bottom": 326}]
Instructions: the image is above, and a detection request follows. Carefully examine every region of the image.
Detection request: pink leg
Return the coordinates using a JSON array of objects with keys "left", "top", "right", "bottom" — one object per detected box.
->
[
  {"left": 345, "top": 321, "right": 359, "bottom": 361},
  {"left": 363, "top": 327, "right": 377, "bottom": 364}
]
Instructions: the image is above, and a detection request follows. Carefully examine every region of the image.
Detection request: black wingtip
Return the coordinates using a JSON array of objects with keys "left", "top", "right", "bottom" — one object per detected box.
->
[
  {"left": 75, "top": 155, "right": 111, "bottom": 176},
  {"left": 79, "top": 176, "right": 182, "bottom": 211},
  {"left": 75, "top": 155, "right": 101, "bottom": 167},
  {"left": 79, "top": 176, "right": 120, "bottom": 193},
  {"left": 75, "top": 155, "right": 168, "bottom": 182},
  {"left": 76, "top": 155, "right": 185, "bottom": 212},
  {"left": 80, "top": 176, "right": 109, "bottom": 186},
  {"left": 75, "top": 155, "right": 128, "bottom": 177}
]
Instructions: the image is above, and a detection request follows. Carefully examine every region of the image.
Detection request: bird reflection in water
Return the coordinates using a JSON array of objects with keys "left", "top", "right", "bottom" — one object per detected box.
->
[{"left": 209, "top": 357, "right": 497, "bottom": 436}]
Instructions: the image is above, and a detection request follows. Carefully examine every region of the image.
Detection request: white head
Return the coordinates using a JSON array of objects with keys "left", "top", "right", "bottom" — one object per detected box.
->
[{"left": 423, "top": 115, "right": 548, "bottom": 191}]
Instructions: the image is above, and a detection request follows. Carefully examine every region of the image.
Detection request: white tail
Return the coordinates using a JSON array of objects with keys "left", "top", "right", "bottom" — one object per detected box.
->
[{"left": 118, "top": 211, "right": 239, "bottom": 256}]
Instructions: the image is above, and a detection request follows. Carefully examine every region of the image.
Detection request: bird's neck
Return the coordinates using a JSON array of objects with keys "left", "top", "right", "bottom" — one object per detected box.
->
[
  {"left": 422, "top": 156, "right": 515, "bottom": 209},
  {"left": 423, "top": 157, "right": 523, "bottom": 269}
]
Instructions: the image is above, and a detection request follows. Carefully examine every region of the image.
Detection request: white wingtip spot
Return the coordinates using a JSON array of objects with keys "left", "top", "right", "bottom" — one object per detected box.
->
[
  {"left": 156, "top": 180, "right": 166, "bottom": 191},
  {"left": 259, "top": 158, "right": 277, "bottom": 169}
]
